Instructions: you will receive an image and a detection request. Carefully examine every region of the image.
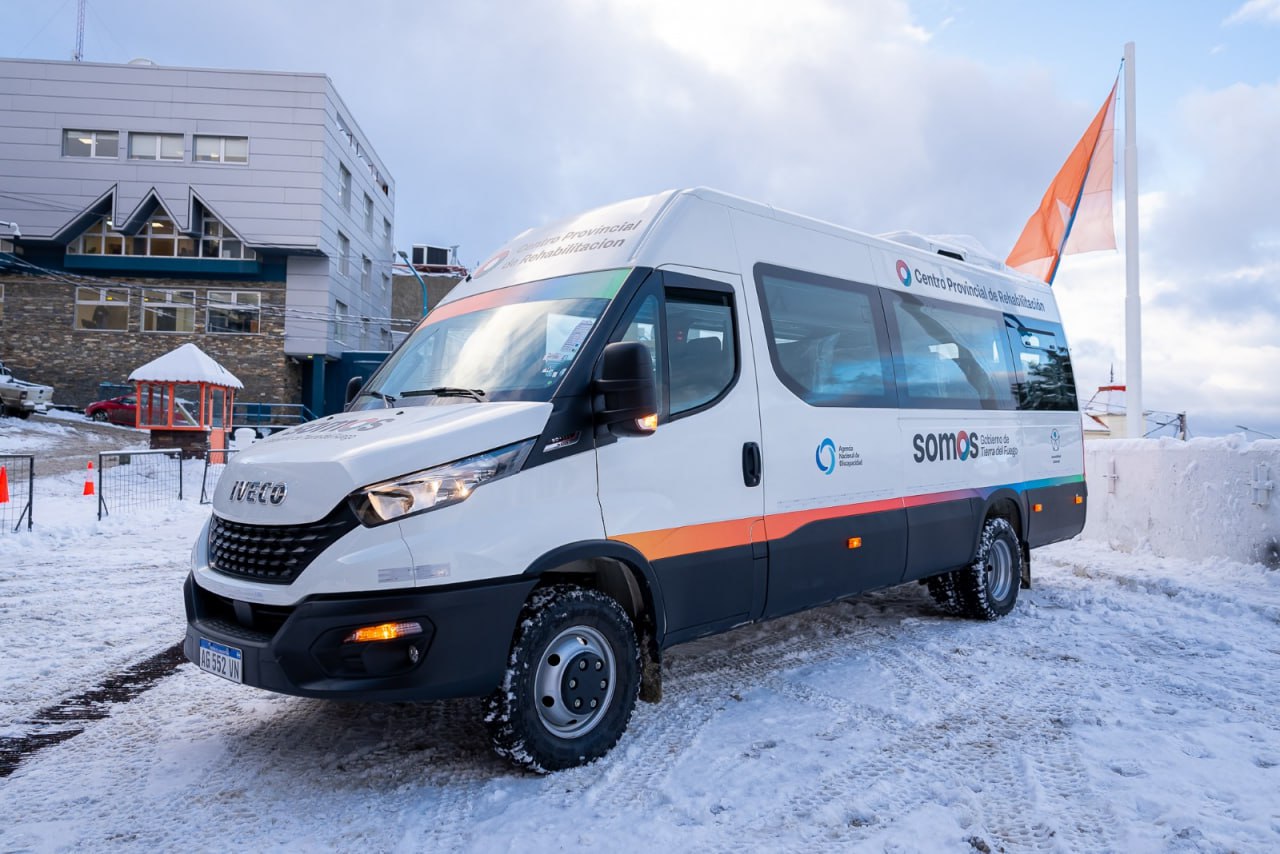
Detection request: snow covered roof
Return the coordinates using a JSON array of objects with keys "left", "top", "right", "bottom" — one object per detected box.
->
[{"left": 128, "top": 343, "right": 243, "bottom": 388}]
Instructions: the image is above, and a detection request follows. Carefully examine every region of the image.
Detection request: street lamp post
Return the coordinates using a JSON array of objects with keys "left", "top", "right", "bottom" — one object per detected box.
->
[{"left": 396, "top": 250, "right": 430, "bottom": 317}]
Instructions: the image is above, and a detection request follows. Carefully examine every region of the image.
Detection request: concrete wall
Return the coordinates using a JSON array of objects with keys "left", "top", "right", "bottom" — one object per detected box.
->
[{"left": 1080, "top": 437, "right": 1280, "bottom": 568}]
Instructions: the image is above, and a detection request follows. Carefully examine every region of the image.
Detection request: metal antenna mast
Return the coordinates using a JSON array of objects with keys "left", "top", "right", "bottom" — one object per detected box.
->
[{"left": 74, "top": 0, "right": 86, "bottom": 61}]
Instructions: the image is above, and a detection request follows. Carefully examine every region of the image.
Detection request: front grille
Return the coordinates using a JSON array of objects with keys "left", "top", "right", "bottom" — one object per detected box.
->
[{"left": 209, "top": 503, "right": 359, "bottom": 584}]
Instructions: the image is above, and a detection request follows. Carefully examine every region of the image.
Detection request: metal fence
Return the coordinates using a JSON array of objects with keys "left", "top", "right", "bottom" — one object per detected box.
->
[
  {"left": 0, "top": 454, "right": 34, "bottom": 532},
  {"left": 232, "top": 402, "right": 316, "bottom": 435},
  {"left": 97, "top": 449, "right": 183, "bottom": 520},
  {"left": 200, "top": 447, "right": 241, "bottom": 504}
]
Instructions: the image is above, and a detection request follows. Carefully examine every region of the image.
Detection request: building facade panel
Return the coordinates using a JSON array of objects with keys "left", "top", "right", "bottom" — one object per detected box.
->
[{"left": 0, "top": 57, "right": 397, "bottom": 416}]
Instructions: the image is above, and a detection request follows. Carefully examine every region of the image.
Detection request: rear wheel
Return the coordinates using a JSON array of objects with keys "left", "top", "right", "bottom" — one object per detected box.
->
[
  {"left": 485, "top": 585, "right": 640, "bottom": 773},
  {"left": 928, "top": 517, "right": 1023, "bottom": 620}
]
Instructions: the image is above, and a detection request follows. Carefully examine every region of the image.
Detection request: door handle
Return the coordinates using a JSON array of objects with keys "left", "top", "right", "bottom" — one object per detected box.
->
[{"left": 742, "top": 441, "right": 762, "bottom": 487}]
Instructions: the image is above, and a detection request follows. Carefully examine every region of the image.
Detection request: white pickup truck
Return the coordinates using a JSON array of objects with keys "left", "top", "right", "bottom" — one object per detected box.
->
[{"left": 0, "top": 360, "right": 54, "bottom": 418}]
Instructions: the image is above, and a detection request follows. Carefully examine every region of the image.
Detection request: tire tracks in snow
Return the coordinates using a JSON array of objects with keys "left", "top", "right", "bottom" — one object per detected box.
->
[{"left": 0, "top": 641, "right": 185, "bottom": 777}]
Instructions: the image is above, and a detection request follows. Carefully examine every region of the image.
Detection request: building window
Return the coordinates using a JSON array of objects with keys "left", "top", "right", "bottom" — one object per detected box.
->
[
  {"left": 65, "top": 214, "right": 254, "bottom": 260},
  {"left": 361, "top": 256, "right": 372, "bottom": 290},
  {"left": 63, "top": 129, "right": 118, "bottom": 158},
  {"left": 335, "top": 300, "right": 349, "bottom": 345},
  {"left": 0, "top": 283, "right": 5, "bottom": 325},
  {"left": 380, "top": 327, "right": 391, "bottom": 349},
  {"left": 382, "top": 217, "right": 392, "bottom": 251},
  {"left": 339, "top": 164, "right": 352, "bottom": 210},
  {"left": 200, "top": 216, "right": 256, "bottom": 260},
  {"left": 207, "top": 291, "right": 260, "bottom": 334},
  {"left": 129, "top": 133, "right": 184, "bottom": 161},
  {"left": 381, "top": 273, "right": 390, "bottom": 296},
  {"left": 142, "top": 289, "right": 196, "bottom": 333},
  {"left": 193, "top": 135, "right": 248, "bottom": 164},
  {"left": 338, "top": 232, "right": 350, "bottom": 277},
  {"left": 75, "top": 287, "right": 129, "bottom": 331},
  {"left": 364, "top": 194, "right": 374, "bottom": 233}
]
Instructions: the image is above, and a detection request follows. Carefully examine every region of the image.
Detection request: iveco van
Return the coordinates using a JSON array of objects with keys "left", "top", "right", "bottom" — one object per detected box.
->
[{"left": 184, "top": 189, "right": 1086, "bottom": 771}]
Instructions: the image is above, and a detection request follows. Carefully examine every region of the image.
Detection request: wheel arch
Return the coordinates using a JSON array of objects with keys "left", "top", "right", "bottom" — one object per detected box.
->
[
  {"left": 979, "top": 490, "right": 1029, "bottom": 589},
  {"left": 523, "top": 540, "right": 667, "bottom": 699}
]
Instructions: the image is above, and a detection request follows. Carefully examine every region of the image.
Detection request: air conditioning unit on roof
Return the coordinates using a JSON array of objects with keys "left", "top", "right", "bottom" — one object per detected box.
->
[{"left": 411, "top": 244, "right": 451, "bottom": 266}]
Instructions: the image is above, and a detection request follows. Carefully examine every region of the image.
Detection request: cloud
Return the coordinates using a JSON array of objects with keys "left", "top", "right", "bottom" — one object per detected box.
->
[{"left": 1224, "top": 0, "right": 1280, "bottom": 25}]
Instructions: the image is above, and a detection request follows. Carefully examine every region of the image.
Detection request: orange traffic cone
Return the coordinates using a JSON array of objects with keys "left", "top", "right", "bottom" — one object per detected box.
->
[
  {"left": 83, "top": 461, "right": 95, "bottom": 497},
  {"left": 0, "top": 465, "right": 9, "bottom": 504}
]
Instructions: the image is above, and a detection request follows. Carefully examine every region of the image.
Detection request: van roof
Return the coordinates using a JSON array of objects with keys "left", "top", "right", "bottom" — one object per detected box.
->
[{"left": 444, "top": 188, "right": 1048, "bottom": 308}]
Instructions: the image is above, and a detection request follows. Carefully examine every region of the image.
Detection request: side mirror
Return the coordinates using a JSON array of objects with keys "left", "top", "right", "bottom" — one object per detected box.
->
[
  {"left": 594, "top": 341, "right": 658, "bottom": 435},
  {"left": 345, "top": 375, "right": 365, "bottom": 406}
]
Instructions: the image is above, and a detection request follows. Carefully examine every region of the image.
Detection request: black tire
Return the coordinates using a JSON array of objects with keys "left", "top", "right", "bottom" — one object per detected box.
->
[
  {"left": 485, "top": 585, "right": 640, "bottom": 773},
  {"left": 956, "top": 516, "right": 1023, "bottom": 620},
  {"left": 14, "top": 408, "right": 31, "bottom": 419},
  {"left": 90, "top": 411, "right": 109, "bottom": 422},
  {"left": 925, "top": 572, "right": 966, "bottom": 615}
]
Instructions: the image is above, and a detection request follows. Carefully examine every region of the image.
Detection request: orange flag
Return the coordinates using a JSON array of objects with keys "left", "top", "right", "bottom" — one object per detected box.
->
[{"left": 1007, "top": 81, "right": 1118, "bottom": 283}]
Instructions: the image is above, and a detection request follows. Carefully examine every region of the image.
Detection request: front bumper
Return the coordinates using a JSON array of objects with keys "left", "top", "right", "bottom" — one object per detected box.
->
[{"left": 183, "top": 573, "right": 536, "bottom": 701}]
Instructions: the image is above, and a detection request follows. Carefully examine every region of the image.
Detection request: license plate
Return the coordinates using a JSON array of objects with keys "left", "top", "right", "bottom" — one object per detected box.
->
[{"left": 198, "top": 638, "right": 243, "bottom": 684}]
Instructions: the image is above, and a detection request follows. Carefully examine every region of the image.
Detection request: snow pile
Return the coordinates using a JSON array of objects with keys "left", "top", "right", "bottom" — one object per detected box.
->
[
  {"left": 1080, "top": 436, "right": 1280, "bottom": 567},
  {"left": 3, "top": 419, "right": 1280, "bottom": 852}
]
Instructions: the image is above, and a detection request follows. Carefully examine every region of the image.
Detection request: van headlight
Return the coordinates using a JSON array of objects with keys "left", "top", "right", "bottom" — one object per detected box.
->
[{"left": 349, "top": 439, "right": 535, "bottom": 526}]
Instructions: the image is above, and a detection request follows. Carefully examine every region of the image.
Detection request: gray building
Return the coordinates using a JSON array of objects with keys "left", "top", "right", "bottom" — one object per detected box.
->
[{"left": 0, "top": 57, "right": 395, "bottom": 412}]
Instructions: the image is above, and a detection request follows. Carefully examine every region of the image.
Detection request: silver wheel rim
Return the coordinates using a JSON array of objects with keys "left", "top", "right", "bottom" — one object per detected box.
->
[
  {"left": 985, "top": 536, "right": 1014, "bottom": 602},
  {"left": 534, "top": 625, "right": 616, "bottom": 739}
]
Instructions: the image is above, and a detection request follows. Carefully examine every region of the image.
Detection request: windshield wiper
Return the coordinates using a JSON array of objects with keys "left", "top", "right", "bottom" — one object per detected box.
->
[
  {"left": 362, "top": 390, "right": 397, "bottom": 408},
  {"left": 399, "top": 387, "right": 486, "bottom": 402}
]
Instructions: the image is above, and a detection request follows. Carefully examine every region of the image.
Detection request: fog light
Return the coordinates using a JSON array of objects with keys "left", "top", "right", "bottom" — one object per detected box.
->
[{"left": 344, "top": 621, "right": 423, "bottom": 643}]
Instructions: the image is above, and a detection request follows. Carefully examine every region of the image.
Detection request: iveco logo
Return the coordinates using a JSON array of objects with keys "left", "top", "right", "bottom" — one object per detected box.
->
[{"left": 229, "top": 480, "right": 288, "bottom": 505}]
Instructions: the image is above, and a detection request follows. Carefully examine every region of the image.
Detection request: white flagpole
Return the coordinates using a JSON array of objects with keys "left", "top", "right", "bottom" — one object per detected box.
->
[{"left": 1124, "top": 41, "right": 1143, "bottom": 438}]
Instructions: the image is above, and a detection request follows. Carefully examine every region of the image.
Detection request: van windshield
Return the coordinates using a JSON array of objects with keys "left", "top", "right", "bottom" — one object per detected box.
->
[{"left": 353, "top": 268, "right": 631, "bottom": 407}]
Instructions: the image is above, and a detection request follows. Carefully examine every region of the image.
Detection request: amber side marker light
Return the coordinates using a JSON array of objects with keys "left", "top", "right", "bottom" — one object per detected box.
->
[
  {"left": 1033, "top": 503, "right": 1044, "bottom": 513},
  {"left": 847, "top": 537, "right": 862, "bottom": 549},
  {"left": 1074, "top": 495, "right": 1084, "bottom": 505},
  {"left": 344, "top": 621, "right": 423, "bottom": 643},
  {"left": 636, "top": 414, "right": 659, "bottom": 432}
]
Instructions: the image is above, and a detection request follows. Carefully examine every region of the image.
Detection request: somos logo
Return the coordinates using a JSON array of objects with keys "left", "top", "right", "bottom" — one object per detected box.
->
[
  {"left": 815, "top": 437, "right": 837, "bottom": 475},
  {"left": 913, "top": 430, "right": 979, "bottom": 463}
]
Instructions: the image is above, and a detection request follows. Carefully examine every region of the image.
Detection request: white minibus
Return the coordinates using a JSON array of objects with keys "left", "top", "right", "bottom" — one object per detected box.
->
[{"left": 185, "top": 188, "right": 1086, "bottom": 771}]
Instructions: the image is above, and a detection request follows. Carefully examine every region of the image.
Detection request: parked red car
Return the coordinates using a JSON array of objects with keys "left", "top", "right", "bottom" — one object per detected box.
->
[{"left": 84, "top": 395, "right": 137, "bottom": 426}]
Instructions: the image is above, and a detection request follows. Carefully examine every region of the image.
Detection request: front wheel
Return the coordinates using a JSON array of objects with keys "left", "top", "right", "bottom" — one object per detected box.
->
[
  {"left": 485, "top": 585, "right": 640, "bottom": 772},
  {"left": 90, "top": 411, "right": 109, "bottom": 422}
]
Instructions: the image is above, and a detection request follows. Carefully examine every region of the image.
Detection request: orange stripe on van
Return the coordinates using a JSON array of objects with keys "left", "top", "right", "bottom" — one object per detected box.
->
[
  {"left": 610, "top": 495, "right": 905, "bottom": 561},
  {"left": 608, "top": 476, "right": 1082, "bottom": 563},
  {"left": 612, "top": 516, "right": 762, "bottom": 562}
]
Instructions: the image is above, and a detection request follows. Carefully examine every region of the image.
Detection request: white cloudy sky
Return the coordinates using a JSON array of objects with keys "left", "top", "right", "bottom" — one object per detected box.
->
[{"left": 3, "top": 0, "right": 1278, "bottom": 437}]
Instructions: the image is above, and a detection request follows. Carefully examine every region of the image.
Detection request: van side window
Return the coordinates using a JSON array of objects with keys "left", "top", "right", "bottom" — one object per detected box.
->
[
  {"left": 1005, "top": 315, "right": 1078, "bottom": 411},
  {"left": 666, "top": 289, "right": 736, "bottom": 415},
  {"left": 885, "top": 292, "right": 1017, "bottom": 411},
  {"left": 754, "top": 264, "right": 896, "bottom": 408}
]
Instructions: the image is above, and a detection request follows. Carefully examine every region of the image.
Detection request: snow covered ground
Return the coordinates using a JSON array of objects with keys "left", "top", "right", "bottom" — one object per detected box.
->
[{"left": 2, "top": 417, "right": 1279, "bottom": 852}]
